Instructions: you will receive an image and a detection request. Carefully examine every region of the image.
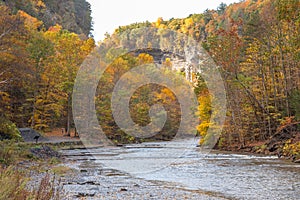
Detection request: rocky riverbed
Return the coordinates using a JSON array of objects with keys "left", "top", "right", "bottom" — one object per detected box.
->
[{"left": 45, "top": 139, "right": 300, "bottom": 200}]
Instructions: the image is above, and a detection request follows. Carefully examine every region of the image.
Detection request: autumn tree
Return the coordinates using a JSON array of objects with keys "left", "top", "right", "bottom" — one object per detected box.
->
[
  {"left": 0, "top": 6, "right": 30, "bottom": 125},
  {"left": 44, "top": 25, "right": 95, "bottom": 135}
]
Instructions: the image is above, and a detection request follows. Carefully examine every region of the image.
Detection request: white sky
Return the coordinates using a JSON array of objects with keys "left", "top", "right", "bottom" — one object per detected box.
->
[{"left": 87, "top": 0, "right": 239, "bottom": 42}]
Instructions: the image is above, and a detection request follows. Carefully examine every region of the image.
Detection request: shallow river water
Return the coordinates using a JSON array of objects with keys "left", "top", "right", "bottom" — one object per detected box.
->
[{"left": 60, "top": 139, "right": 300, "bottom": 199}]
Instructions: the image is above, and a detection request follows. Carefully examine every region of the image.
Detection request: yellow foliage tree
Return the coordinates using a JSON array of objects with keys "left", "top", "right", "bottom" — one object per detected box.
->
[{"left": 196, "top": 90, "right": 213, "bottom": 144}]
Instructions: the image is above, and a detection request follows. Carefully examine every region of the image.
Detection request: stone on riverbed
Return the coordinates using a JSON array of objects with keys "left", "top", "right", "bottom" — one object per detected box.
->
[
  {"left": 294, "top": 159, "right": 300, "bottom": 164},
  {"left": 30, "top": 145, "right": 60, "bottom": 159}
]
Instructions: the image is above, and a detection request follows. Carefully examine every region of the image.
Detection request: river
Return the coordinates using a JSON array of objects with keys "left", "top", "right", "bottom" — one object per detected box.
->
[{"left": 60, "top": 139, "right": 300, "bottom": 199}]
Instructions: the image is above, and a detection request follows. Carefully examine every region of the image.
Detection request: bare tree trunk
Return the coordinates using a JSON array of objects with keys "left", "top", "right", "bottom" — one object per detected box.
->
[
  {"left": 31, "top": 92, "right": 37, "bottom": 129},
  {"left": 66, "top": 93, "right": 72, "bottom": 136},
  {"left": 278, "top": 28, "right": 290, "bottom": 116}
]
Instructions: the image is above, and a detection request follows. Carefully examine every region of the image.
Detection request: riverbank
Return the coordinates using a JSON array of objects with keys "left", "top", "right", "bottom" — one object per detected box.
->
[
  {"left": 216, "top": 122, "right": 300, "bottom": 163},
  {"left": 55, "top": 158, "right": 227, "bottom": 199},
  {"left": 28, "top": 131, "right": 300, "bottom": 164},
  {"left": 13, "top": 141, "right": 227, "bottom": 200},
  {"left": 2, "top": 124, "right": 299, "bottom": 199},
  {"left": 2, "top": 135, "right": 299, "bottom": 199}
]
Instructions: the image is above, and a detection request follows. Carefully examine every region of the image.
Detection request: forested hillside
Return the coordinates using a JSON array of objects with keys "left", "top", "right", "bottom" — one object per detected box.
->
[
  {"left": 0, "top": 0, "right": 299, "bottom": 159},
  {"left": 0, "top": 1, "right": 95, "bottom": 138},
  {"left": 98, "top": 0, "right": 300, "bottom": 158},
  {"left": 1, "top": 1, "right": 299, "bottom": 199},
  {"left": 1, "top": 0, "right": 92, "bottom": 36},
  {"left": 179, "top": 0, "right": 299, "bottom": 157}
]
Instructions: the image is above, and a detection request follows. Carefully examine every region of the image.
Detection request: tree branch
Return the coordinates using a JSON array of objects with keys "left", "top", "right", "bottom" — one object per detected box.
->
[{"left": 0, "top": 28, "right": 12, "bottom": 41}]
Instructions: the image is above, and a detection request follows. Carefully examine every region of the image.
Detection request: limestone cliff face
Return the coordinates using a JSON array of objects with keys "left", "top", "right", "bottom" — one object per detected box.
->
[{"left": 2, "top": 0, "right": 92, "bottom": 36}]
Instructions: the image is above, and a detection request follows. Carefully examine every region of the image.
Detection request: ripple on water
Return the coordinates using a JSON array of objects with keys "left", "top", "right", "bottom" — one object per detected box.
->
[{"left": 60, "top": 140, "right": 300, "bottom": 200}]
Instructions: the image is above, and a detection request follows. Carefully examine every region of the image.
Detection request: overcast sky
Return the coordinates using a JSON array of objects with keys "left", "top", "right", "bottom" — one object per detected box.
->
[{"left": 87, "top": 0, "right": 239, "bottom": 42}]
